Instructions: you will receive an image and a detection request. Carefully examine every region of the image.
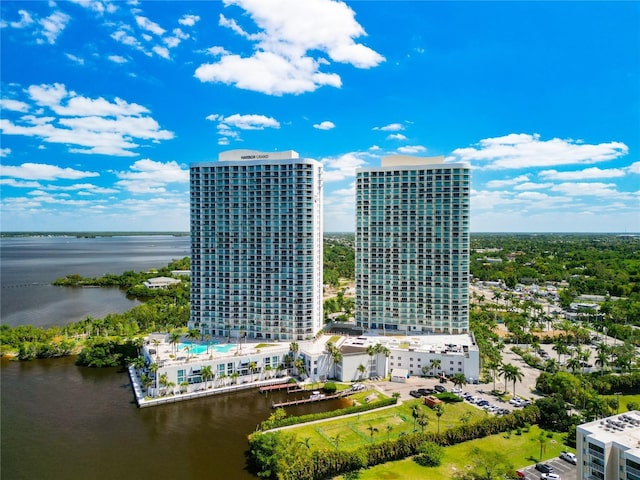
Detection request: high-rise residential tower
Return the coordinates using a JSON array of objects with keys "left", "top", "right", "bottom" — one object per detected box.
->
[
  {"left": 189, "top": 150, "right": 323, "bottom": 341},
  {"left": 355, "top": 155, "right": 470, "bottom": 334}
]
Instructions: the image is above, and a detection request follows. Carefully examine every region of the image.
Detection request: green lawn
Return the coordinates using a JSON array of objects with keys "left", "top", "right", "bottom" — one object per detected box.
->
[
  {"left": 287, "top": 399, "right": 486, "bottom": 451},
  {"left": 349, "top": 425, "right": 574, "bottom": 480}
]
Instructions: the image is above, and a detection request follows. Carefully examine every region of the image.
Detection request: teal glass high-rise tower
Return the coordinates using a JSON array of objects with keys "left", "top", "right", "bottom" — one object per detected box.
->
[
  {"left": 189, "top": 150, "right": 323, "bottom": 341},
  {"left": 355, "top": 155, "right": 470, "bottom": 334}
]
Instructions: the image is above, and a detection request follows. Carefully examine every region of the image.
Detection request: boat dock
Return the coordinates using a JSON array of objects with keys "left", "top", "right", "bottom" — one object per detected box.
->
[
  {"left": 259, "top": 383, "right": 300, "bottom": 393},
  {"left": 271, "top": 389, "right": 353, "bottom": 408}
]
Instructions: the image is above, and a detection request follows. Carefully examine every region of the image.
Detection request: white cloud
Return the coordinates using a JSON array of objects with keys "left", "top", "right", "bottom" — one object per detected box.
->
[
  {"left": 0, "top": 163, "right": 99, "bottom": 180},
  {"left": 321, "top": 152, "right": 370, "bottom": 182},
  {"left": 375, "top": 123, "right": 404, "bottom": 131},
  {"left": 195, "top": 0, "right": 384, "bottom": 95},
  {"left": 207, "top": 113, "right": 280, "bottom": 142},
  {"left": 1, "top": 148, "right": 12, "bottom": 157},
  {"left": 39, "top": 11, "right": 71, "bottom": 44},
  {"left": 397, "top": 145, "right": 426, "bottom": 154},
  {"left": 0, "top": 99, "right": 30, "bottom": 112},
  {"left": 135, "top": 15, "right": 165, "bottom": 36},
  {"left": 313, "top": 121, "right": 335, "bottom": 130},
  {"left": 152, "top": 45, "right": 170, "bottom": 59},
  {"left": 513, "top": 182, "right": 553, "bottom": 191},
  {"left": 207, "top": 46, "right": 229, "bottom": 56},
  {"left": 0, "top": 178, "right": 42, "bottom": 188},
  {"left": 1, "top": 83, "right": 173, "bottom": 156},
  {"left": 114, "top": 159, "right": 188, "bottom": 193},
  {"left": 2, "top": 8, "right": 69, "bottom": 44},
  {"left": 7, "top": 10, "right": 35, "bottom": 28},
  {"left": 179, "top": 14, "right": 200, "bottom": 27},
  {"left": 65, "top": 53, "right": 85, "bottom": 65},
  {"left": 539, "top": 167, "right": 627, "bottom": 180},
  {"left": 451, "top": 133, "right": 628, "bottom": 169},
  {"left": 386, "top": 133, "right": 407, "bottom": 141},
  {"left": 550, "top": 182, "right": 623, "bottom": 198},
  {"left": 629, "top": 162, "right": 640, "bottom": 174},
  {"left": 108, "top": 55, "right": 128, "bottom": 64},
  {"left": 485, "top": 174, "right": 530, "bottom": 188}
]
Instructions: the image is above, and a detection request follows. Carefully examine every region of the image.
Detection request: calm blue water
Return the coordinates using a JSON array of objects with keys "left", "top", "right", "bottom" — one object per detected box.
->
[
  {"left": 0, "top": 235, "right": 190, "bottom": 327},
  {"left": 179, "top": 341, "right": 236, "bottom": 355}
]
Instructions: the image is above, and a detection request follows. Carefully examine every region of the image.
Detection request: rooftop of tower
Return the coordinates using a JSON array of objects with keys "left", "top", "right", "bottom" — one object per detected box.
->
[
  {"left": 218, "top": 149, "right": 299, "bottom": 161},
  {"left": 381, "top": 155, "right": 444, "bottom": 167}
]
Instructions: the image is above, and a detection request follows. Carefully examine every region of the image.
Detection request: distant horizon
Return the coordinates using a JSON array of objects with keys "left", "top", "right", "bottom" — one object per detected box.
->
[
  {"left": 2, "top": 231, "right": 639, "bottom": 236},
  {"left": 1, "top": 2, "right": 638, "bottom": 233}
]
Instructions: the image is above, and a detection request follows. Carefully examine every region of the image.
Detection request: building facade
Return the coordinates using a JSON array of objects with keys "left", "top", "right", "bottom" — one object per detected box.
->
[
  {"left": 189, "top": 150, "right": 323, "bottom": 341},
  {"left": 577, "top": 411, "right": 640, "bottom": 480},
  {"left": 355, "top": 155, "right": 471, "bottom": 334}
]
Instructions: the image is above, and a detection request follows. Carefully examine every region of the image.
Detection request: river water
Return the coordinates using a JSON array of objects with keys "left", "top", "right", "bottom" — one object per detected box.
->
[
  {"left": 0, "top": 235, "right": 347, "bottom": 479},
  {"left": 1, "top": 235, "right": 190, "bottom": 327}
]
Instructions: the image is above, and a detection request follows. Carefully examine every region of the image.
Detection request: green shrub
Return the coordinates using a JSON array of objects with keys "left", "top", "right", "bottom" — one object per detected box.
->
[
  {"left": 433, "top": 392, "right": 463, "bottom": 403},
  {"left": 413, "top": 441, "right": 443, "bottom": 467},
  {"left": 323, "top": 382, "right": 337, "bottom": 394}
]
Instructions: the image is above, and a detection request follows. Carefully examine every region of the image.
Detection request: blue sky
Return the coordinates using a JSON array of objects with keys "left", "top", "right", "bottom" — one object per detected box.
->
[{"left": 1, "top": 0, "right": 638, "bottom": 233}]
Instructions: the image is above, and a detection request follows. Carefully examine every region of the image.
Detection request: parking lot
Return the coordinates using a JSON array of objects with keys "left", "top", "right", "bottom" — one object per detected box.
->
[{"left": 518, "top": 456, "right": 577, "bottom": 480}]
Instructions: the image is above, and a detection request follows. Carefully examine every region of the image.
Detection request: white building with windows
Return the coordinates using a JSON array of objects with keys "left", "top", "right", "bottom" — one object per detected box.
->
[
  {"left": 355, "top": 155, "right": 470, "bottom": 335},
  {"left": 577, "top": 411, "right": 640, "bottom": 480},
  {"left": 189, "top": 150, "right": 323, "bottom": 341}
]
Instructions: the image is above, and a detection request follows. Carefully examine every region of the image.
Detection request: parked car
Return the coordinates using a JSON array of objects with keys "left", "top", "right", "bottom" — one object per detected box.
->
[
  {"left": 535, "top": 463, "right": 554, "bottom": 473},
  {"left": 434, "top": 385, "right": 447, "bottom": 393},
  {"left": 540, "top": 474, "right": 560, "bottom": 480},
  {"left": 409, "top": 390, "right": 421, "bottom": 398},
  {"left": 560, "top": 451, "right": 577, "bottom": 464},
  {"left": 418, "top": 388, "right": 434, "bottom": 396},
  {"left": 477, "top": 400, "right": 490, "bottom": 407}
]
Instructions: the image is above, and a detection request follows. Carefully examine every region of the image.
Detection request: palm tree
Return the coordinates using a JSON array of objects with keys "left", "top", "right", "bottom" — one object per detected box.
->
[
  {"left": 451, "top": 373, "right": 467, "bottom": 391},
  {"left": 148, "top": 362, "right": 159, "bottom": 395},
  {"left": 152, "top": 339, "right": 161, "bottom": 361},
  {"left": 421, "top": 365, "right": 430, "bottom": 377},
  {"left": 140, "top": 373, "right": 153, "bottom": 393},
  {"left": 248, "top": 361, "right": 257, "bottom": 382},
  {"left": 411, "top": 404, "right": 421, "bottom": 432},
  {"left": 159, "top": 373, "right": 169, "bottom": 395},
  {"left": 566, "top": 357, "right": 582, "bottom": 374},
  {"left": 434, "top": 404, "right": 445, "bottom": 434},
  {"left": 595, "top": 350, "right": 609, "bottom": 375},
  {"left": 357, "top": 363, "right": 367, "bottom": 380},
  {"left": 430, "top": 358, "right": 441, "bottom": 377},
  {"left": 366, "top": 424, "right": 379, "bottom": 442},
  {"left": 536, "top": 432, "right": 547, "bottom": 461},
  {"left": 217, "top": 373, "right": 227, "bottom": 388},
  {"left": 169, "top": 331, "right": 181, "bottom": 355},
  {"left": 201, "top": 365, "right": 213, "bottom": 389},
  {"left": 186, "top": 328, "right": 200, "bottom": 342},
  {"left": 386, "top": 424, "right": 393, "bottom": 441},
  {"left": 417, "top": 411, "right": 429, "bottom": 433},
  {"left": 230, "top": 371, "right": 240, "bottom": 385},
  {"left": 366, "top": 345, "right": 376, "bottom": 376},
  {"left": 487, "top": 359, "right": 501, "bottom": 392},
  {"left": 264, "top": 364, "right": 273, "bottom": 379},
  {"left": 500, "top": 363, "right": 524, "bottom": 397}
]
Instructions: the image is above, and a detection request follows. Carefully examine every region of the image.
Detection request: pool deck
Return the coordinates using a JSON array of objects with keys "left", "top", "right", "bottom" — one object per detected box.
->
[
  {"left": 146, "top": 334, "right": 289, "bottom": 369},
  {"left": 128, "top": 365, "right": 292, "bottom": 408}
]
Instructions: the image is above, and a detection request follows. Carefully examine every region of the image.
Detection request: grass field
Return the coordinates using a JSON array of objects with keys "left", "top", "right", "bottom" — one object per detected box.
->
[
  {"left": 287, "top": 399, "right": 486, "bottom": 451},
  {"left": 348, "top": 425, "right": 574, "bottom": 480}
]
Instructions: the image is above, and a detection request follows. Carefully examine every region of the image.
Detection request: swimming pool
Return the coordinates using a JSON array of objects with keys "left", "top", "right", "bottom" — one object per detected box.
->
[{"left": 178, "top": 342, "right": 236, "bottom": 355}]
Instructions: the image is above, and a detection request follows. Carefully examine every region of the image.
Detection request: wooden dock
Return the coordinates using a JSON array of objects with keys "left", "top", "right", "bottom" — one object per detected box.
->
[
  {"left": 271, "top": 389, "right": 354, "bottom": 408},
  {"left": 259, "top": 383, "right": 299, "bottom": 393}
]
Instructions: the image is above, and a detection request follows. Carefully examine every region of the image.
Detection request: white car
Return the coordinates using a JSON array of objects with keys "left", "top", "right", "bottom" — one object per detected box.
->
[
  {"left": 540, "top": 474, "right": 560, "bottom": 480},
  {"left": 560, "top": 451, "right": 577, "bottom": 464}
]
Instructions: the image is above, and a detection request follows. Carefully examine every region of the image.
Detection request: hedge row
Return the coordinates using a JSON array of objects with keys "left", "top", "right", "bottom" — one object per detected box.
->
[
  {"left": 261, "top": 397, "right": 397, "bottom": 430},
  {"left": 248, "top": 406, "right": 541, "bottom": 479}
]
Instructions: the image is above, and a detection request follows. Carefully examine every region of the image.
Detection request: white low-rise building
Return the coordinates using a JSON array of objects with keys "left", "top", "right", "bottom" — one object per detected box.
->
[
  {"left": 143, "top": 277, "right": 181, "bottom": 289},
  {"left": 577, "top": 411, "right": 640, "bottom": 480},
  {"left": 137, "top": 332, "right": 479, "bottom": 404}
]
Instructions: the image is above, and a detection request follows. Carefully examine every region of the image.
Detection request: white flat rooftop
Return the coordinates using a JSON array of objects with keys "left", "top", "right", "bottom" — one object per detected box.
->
[
  {"left": 579, "top": 411, "right": 640, "bottom": 448},
  {"left": 341, "top": 334, "right": 477, "bottom": 353}
]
